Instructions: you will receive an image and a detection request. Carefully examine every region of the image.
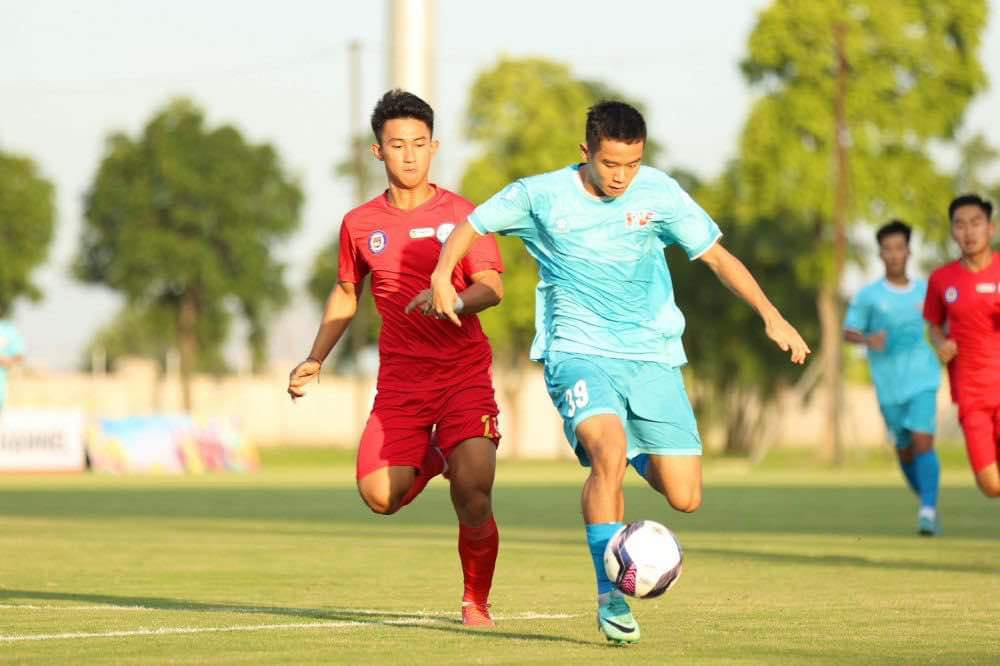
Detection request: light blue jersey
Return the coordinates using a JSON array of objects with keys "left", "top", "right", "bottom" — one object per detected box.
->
[
  {"left": 469, "top": 165, "right": 721, "bottom": 365},
  {"left": 843, "top": 278, "right": 940, "bottom": 406},
  {"left": 0, "top": 320, "right": 25, "bottom": 409}
]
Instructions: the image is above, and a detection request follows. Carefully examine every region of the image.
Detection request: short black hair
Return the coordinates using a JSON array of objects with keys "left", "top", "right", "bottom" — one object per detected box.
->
[
  {"left": 585, "top": 101, "right": 646, "bottom": 153},
  {"left": 948, "top": 193, "right": 993, "bottom": 220},
  {"left": 876, "top": 219, "right": 911, "bottom": 245},
  {"left": 370, "top": 89, "right": 434, "bottom": 142}
]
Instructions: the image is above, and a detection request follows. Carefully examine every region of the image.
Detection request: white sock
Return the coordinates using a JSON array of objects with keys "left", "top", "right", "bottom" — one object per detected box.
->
[{"left": 918, "top": 506, "right": 936, "bottom": 520}]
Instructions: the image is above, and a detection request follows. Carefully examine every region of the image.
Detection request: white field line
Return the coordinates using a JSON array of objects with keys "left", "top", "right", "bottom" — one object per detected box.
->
[{"left": 0, "top": 606, "right": 580, "bottom": 643}]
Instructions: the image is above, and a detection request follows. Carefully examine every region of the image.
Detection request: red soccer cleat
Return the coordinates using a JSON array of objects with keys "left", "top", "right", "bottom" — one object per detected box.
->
[{"left": 461, "top": 601, "right": 495, "bottom": 628}]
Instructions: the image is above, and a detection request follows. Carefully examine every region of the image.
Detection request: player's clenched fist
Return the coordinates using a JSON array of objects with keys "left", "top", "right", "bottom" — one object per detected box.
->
[
  {"left": 287, "top": 358, "right": 321, "bottom": 400},
  {"left": 430, "top": 271, "right": 462, "bottom": 326},
  {"left": 935, "top": 339, "right": 958, "bottom": 364}
]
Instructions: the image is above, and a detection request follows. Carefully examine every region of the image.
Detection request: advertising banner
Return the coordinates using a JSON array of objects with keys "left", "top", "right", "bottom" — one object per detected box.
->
[{"left": 0, "top": 410, "right": 87, "bottom": 472}]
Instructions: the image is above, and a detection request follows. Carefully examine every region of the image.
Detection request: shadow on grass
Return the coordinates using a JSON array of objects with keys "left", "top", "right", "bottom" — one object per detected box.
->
[
  {"left": 0, "top": 588, "right": 593, "bottom": 646},
  {"left": 0, "top": 484, "right": 995, "bottom": 540},
  {"left": 691, "top": 547, "right": 1000, "bottom": 575}
]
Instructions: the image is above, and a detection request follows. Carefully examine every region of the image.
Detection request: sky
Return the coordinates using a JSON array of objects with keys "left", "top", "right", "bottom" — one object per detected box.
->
[{"left": 2, "top": 0, "right": 999, "bottom": 370}]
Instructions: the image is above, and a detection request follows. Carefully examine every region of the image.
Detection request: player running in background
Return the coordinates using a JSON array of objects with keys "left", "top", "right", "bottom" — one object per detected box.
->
[
  {"left": 0, "top": 317, "right": 25, "bottom": 414},
  {"left": 287, "top": 90, "right": 505, "bottom": 627},
  {"left": 844, "top": 220, "right": 942, "bottom": 535},
  {"left": 924, "top": 194, "right": 1000, "bottom": 499},
  {"left": 428, "top": 101, "right": 809, "bottom": 644}
]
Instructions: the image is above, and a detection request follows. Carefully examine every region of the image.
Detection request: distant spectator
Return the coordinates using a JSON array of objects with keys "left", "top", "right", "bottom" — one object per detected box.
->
[{"left": 0, "top": 319, "right": 25, "bottom": 413}]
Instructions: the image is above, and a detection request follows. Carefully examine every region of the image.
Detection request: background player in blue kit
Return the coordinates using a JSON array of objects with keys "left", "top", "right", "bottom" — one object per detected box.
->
[
  {"left": 429, "top": 101, "right": 810, "bottom": 644},
  {"left": 844, "top": 220, "right": 942, "bottom": 535},
  {"left": 0, "top": 318, "right": 25, "bottom": 414}
]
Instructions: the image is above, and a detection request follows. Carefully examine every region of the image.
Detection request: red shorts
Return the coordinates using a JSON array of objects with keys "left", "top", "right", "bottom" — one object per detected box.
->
[
  {"left": 958, "top": 403, "right": 1000, "bottom": 472},
  {"left": 355, "top": 362, "right": 500, "bottom": 480}
]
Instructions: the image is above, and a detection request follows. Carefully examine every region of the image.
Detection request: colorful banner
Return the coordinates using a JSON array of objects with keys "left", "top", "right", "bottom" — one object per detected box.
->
[{"left": 87, "top": 415, "right": 258, "bottom": 474}]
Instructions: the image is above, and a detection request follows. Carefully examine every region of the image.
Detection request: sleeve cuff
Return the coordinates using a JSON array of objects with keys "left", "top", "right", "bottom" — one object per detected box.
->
[
  {"left": 688, "top": 230, "right": 723, "bottom": 261},
  {"left": 467, "top": 215, "right": 489, "bottom": 235}
]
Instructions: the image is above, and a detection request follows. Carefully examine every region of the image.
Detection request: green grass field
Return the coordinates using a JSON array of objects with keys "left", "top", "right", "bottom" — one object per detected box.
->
[{"left": 1, "top": 446, "right": 997, "bottom": 665}]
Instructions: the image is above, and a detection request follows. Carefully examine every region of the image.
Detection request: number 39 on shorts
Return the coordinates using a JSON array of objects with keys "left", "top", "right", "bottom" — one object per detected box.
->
[{"left": 564, "top": 379, "right": 589, "bottom": 418}]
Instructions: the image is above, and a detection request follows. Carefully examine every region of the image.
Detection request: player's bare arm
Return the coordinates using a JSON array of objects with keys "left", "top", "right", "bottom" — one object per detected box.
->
[
  {"left": 406, "top": 269, "right": 503, "bottom": 318},
  {"left": 698, "top": 242, "right": 811, "bottom": 364},
  {"left": 927, "top": 322, "right": 958, "bottom": 364},
  {"left": 844, "top": 329, "right": 887, "bottom": 352},
  {"left": 430, "top": 220, "right": 481, "bottom": 326},
  {"left": 287, "top": 280, "right": 361, "bottom": 399}
]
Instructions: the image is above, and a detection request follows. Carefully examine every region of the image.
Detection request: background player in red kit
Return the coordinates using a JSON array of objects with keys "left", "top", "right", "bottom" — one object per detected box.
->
[
  {"left": 924, "top": 194, "right": 1000, "bottom": 498},
  {"left": 287, "top": 90, "right": 505, "bottom": 626}
]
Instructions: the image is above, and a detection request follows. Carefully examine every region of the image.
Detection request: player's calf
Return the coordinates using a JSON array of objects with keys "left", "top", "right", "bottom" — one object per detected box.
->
[{"left": 642, "top": 454, "right": 703, "bottom": 513}]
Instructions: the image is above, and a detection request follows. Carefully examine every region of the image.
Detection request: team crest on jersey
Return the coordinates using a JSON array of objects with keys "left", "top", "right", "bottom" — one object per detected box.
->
[
  {"left": 436, "top": 223, "right": 456, "bottom": 244},
  {"left": 554, "top": 218, "right": 569, "bottom": 233},
  {"left": 944, "top": 286, "right": 958, "bottom": 303},
  {"left": 625, "top": 211, "right": 653, "bottom": 229},
  {"left": 368, "top": 230, "right": 388, "bottom": 254}
]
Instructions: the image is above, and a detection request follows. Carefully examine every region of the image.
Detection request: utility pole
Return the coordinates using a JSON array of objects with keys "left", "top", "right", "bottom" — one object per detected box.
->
[
  {"left": 821, "top": 20, "right": 850, "bottom": 465},
  {"left": 347, "top": 40, "right": 374, "bottom": 437},
  {"left": 388, "top": 0, "right": 434, "bottom": 101}
]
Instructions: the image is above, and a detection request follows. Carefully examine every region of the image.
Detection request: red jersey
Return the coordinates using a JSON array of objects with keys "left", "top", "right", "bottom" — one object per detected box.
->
[
  {"left": 338, "top": 187, "right": 503, "bottom": 382},
  {"left": 924, "top": 252, "right": 1000, "bottom": 408}
]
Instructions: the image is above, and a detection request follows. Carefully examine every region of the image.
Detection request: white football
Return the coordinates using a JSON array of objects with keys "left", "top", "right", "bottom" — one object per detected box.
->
[{"left": 604, "top": 520, "right": 683, "bottom": 598}]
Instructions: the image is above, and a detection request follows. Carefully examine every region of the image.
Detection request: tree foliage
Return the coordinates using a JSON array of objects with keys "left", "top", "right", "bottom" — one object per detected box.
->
[
  {"left": 75, "top": 98, "right": 303, "bottom": 405},
  {"left": 672, "top": 167, "right": 819, "bottom": 455},
  {"left": 737, "top": 0, "right": 988, "bottom": 459},
  {"left": 0, "top": 149, "right": 56, "bottom": 317}
]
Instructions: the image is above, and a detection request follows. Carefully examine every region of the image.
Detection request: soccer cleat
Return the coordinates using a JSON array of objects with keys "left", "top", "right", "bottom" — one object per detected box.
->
[
  {"left": 917, "top": 509, "right": 939, "bottom": 536},
  {"left": 461, "top": 601, "right": 495, "bottom": 628},
  {"left": 597, "top": 594, "right": 640, "bottom": 645}
]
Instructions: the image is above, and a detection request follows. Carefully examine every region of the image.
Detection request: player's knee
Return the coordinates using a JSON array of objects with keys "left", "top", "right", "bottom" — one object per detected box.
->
[
  {"left": 456, "top": 490, "right": 492, "bottom": 524},
  {"left": 358, "top": 486, "right": 401, "bottom": 515},
  {"left": 976, "top": 480, "right": 1000, "bottom": 498},
  {"left": 669, "top": 493, "right": 701, "bottom": 513}
]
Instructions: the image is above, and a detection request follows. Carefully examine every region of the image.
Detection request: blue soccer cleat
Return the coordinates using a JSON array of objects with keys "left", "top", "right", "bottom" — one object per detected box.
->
[
  {"left": 597, "top": 593, "right": 640, "bottom": 645},
  {"left": 917, "top": 508, "right": 939, "bottom": 536}
]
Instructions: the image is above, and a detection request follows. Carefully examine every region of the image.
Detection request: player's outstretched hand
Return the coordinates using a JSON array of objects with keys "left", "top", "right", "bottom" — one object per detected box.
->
[
  {"left": 405, "top": 289, "right": 434, "bottom": 316},
  {"left": 765, "top": 315, "right": 811, "bottom": 364},
  {"left": 287, "top": 358, "right": 322, "bottom": 400},
  {"left": 430, "top": 274, "right": 461, "bottom": 326},
  {"left": 936, "top": 339, "right": 958, "bottom": 364}
]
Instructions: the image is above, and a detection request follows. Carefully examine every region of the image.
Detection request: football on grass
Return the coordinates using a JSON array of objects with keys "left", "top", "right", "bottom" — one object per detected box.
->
[{"left": 604, "top": 520, "right": 683, "bottom": 598}]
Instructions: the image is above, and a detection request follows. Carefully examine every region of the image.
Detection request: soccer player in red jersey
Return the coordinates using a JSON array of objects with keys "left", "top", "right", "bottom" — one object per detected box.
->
[
  {"left": 924, "top": 194, "right": 1000, "bottom": 498},
  {"left": 287, "top": 90, "right": 505, "bottom": 625}
]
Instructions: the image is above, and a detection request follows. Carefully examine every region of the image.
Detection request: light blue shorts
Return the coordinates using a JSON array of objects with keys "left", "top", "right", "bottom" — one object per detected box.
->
[
  {"left": 543, "top": 351, "right": 702, "bottom": 469},
  {"left": 879, "top": 389, "right": 938, "bottom": 449}
]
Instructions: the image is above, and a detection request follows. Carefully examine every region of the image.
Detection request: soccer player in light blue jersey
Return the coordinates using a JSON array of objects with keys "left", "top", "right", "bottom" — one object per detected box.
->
[
  {"left": 844, "top": 220, "right": 942, "bottom": 535},
  {"left": 0, "top": 318, "right": 25, "bottom": 414},
  {"left": 429, "top": 101, "right": 810, "bottom": 644}
]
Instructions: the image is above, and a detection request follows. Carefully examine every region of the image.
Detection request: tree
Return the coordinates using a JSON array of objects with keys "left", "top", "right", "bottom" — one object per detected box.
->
[
  {"left": 739, "top": 0, "right": 988, "bottom": 462},
  {"left": 671, "top": 165, "right": 819, "bottom": 456},
  {"left": 75, "top": 98, "right": 303, "bottom": 409},
  {"left": 459, "top": 57, "right": 664, "bottom": 453},
  {"left": 304, "top": 133, "right": 382, "bottom": 369},
  {"left": 0, "top": 149, "right": 56, "bottom": 317}
]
